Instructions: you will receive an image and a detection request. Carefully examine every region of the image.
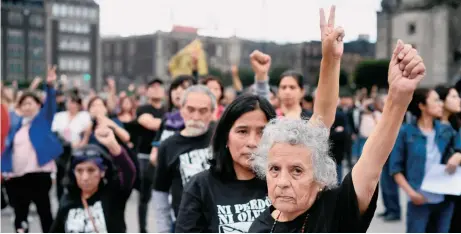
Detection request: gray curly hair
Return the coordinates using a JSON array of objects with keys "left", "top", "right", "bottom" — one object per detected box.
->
[{"left": 251, "top": 117, "right": 338, "bottom": 189}]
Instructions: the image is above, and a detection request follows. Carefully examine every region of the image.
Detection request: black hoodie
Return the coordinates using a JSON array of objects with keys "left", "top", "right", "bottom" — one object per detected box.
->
[{"left": 49, "top": 145, "right": 136, "bottom": 233}]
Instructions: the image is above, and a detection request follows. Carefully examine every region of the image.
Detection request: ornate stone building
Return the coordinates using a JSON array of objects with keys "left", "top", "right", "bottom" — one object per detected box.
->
[{"left": 376, "top": 0, "right": 461, "bottom": 86}]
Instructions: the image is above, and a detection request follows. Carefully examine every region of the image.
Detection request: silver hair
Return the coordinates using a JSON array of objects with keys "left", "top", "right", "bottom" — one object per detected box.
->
[
  {"left": 251, "top": 117, "right": 338, "bottom": 189},
  {"left": 181, "top": 85, "right": 217, "bottom": 112}
]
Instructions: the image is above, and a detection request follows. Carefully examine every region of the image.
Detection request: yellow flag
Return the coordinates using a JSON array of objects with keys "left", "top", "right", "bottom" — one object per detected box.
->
[{"left": 168, "top": 39, "right": 208, "bottom": 79}]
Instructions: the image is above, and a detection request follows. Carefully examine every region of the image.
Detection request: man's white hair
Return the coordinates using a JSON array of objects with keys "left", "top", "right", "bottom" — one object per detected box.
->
[
  {"left": 252, "top": 117, "right": 338, "bottom": 188},
  {"left": 181, "top": 85, "right": 217, "bottom": 111}
]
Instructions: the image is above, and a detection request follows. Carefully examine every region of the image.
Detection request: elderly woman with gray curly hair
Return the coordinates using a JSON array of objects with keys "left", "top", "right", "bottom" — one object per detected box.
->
[{"left": 249, "top": 39, "right": 426, "bottom": 233}]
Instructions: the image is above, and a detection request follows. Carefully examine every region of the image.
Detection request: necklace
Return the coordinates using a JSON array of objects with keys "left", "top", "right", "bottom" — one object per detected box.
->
[{"left": 270, "top": 210, "right": 309, "bottom": 233}]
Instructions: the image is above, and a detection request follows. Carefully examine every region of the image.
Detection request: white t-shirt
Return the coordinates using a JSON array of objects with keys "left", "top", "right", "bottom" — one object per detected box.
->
[{"left": 52, "top": 111, "right": 92, "bottom": 144}]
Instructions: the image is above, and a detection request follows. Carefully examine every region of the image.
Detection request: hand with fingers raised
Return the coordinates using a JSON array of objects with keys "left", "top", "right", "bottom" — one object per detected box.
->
[
  {"left": 320, "top": 5, "right": 345, "bottom": 61},
  {"left": 387, "top": 40, "right": 426, "bottom": 106},
  {"left": 46, "top": 65, "right": 57, "bottom": 85}
]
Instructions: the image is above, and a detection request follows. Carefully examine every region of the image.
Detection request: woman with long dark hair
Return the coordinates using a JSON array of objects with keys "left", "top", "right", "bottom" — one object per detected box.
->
[
  {"left": 78, "top": 96, "right": 130, "bottom": 148},
  {"left": 201, "top": 76, "right": 225, "bottom": 120},
  {"left": 175, "top": 6, "right": 343, "bottom": 232},
  {"left": 434, "top": 85, "right": 461, "bottom": 233},
  {"left": 50, "top": 125, "right": 136, "bottom": 232},
  {"left": 117, "top": 96, "right": 137, "bottom": 124},
  {"left": 390, "top": 87, "right": 461, "bottom": 232}
]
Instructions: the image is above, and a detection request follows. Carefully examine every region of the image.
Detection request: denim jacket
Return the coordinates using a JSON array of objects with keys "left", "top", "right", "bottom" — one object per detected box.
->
[
  {"left": 389, "top": 120, "right": 461, "bottom": 191},
  {"left": 1, "top": 84, "right": 64, "bottom": 173}
]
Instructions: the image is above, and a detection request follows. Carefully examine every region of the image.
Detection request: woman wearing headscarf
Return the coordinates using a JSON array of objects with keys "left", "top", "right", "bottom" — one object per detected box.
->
[
  {"left": 175, "top": 6, "right": 343, "bottom": 233},
  {"left": 49, "top": 125, "right": 136, "bottom": 233},
  {"left": 1, "top": 66, "right": 63, "bottom": 233},
  {"left": 249, "top": 40, "right": 427, "bottom": 232}
]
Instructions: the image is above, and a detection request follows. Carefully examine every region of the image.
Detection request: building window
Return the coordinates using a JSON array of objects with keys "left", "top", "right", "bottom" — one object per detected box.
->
[
  {"left": 7, "top": 45, "right": 24, "bottom": 59},
  {"left": 104, "top": 43, "right": 111, "bottom": 56},
  {"left": 59, "top": 22, "right": 90, "bottom": 34},
  {"left": 89, "top": 9, "right": 98, "bottom": 20},
  {"left": 52, "top": 4, "right": 60, "bottom": 16},
  {"left": 29, "top": 32, "right": 44, "bottom": 47},
  {"left": 29, "top": 15, "right": 44, "bottom": 27},
  {"left": 216, "top": 45, "right": 223, "bottom": 57},
  {"left": 115, "top": 43, "right": 122, "bottom": 56},
  {"left": 59, "top": 57, "right": 90, "bottom": 72},
  {"left": 114, "top": 61, "right": 122, "bottom": 73},
  {"left": 30, "top": 47, "right": 44, "bottom": 59},
  {"left": 104, "top": 61, "right": 111, "bottom": 72},
  {"left": 59, "top": 36, "right": 91, "bottom": 52},
  {"left": 408, "top": 22, "right": 416, "bottom": 35},
  {"left": 7, "top": 60, "right": 24, "bottom": 74},
  {"left": 128, "top": 41, "right": 136, "bottom": 55},
  {"left": 7, "top": 30, "right": 24, "bottom": 45},
  {"left": 29, "top": 62, "right": 45, "bottom": 76},
  {"left": 8, "top": 11, "right": 23, "bottom": 25},
  {"left": 60, "top": 5, "right": 67, "bottom": 17}
]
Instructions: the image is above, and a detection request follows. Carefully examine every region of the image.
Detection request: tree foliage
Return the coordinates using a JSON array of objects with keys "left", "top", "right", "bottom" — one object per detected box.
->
[{"left": 353, "top": 60, "right": 390, "bottom": 89}]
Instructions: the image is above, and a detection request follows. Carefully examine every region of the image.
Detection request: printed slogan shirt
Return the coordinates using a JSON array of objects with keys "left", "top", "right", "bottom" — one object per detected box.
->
[
  {"left": 175, "top": 170, "right": 270, "bottom": 233},
  {"left": 153, "top": 126, "right": 214, "bottom": 217}
]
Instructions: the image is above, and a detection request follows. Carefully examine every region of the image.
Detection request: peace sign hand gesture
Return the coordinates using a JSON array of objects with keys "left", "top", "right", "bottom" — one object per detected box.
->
[
  {"left": 320, "top": 6, "right": 345, "bottom": 61},
  {"left": 46, "top": 65, "right": 57, "bottom": 85}
]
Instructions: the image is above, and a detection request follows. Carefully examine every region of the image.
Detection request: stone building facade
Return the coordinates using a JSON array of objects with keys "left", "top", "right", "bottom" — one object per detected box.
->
[{"left": 376, "top": 0, "right": 461, "bottom": 86}]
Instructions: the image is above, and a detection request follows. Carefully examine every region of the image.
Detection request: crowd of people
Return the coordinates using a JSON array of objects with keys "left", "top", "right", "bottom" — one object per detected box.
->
[{"left": 1, "top": 6, "right": 461, "bottom": 233}]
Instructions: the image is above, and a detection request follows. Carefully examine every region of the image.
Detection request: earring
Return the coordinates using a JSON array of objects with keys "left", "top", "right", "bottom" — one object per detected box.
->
[{"left": 226, "top": 145, "right": 228, "bottom": 148}]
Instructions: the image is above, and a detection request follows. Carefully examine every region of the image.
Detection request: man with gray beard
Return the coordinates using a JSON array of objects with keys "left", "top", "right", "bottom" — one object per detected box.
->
[{"left": 152, "top": 85, "right": 217, "bottom": 232}]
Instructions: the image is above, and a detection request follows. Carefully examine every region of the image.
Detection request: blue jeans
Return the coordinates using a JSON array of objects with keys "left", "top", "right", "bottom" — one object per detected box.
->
[
  {"left": 407, "top": 200, "right": 454, "bottom": 233},
  {"left": 380, "top": 161, "right": 401, "bottom": 217}
]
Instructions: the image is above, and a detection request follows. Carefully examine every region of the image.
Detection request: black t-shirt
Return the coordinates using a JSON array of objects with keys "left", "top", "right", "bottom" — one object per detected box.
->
[
  {"left": 248, "top": 172, "right": 378, "bottom": 233},
  {"left": 50, "top": 186, "right": 130, "bottom": 233},
  {"left": 153, "top": 126, "right": 215, "bottom": 217},
  {"left": 135, "top": 105, "right": 165, "bottom": 154},
  {"left": 175, "top": 170, "right": 270, "bottom": 233}
]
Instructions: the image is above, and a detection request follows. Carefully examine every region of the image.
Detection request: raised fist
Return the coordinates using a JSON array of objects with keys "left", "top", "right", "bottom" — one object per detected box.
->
[
  {"left": 320, "top": 6, "right": 345, "bottom": 60},
  {"left": 46, "top": 65, "right": 57, "bottom": 84},
  {"left": 249, "top": 50, "right": 271, "bottom": 81},
  {"left": 94, "top": 126, "right": 117, "bottom": 147},
  {"left": 387, "top": 40, "right": 425, "bottom": 106}
]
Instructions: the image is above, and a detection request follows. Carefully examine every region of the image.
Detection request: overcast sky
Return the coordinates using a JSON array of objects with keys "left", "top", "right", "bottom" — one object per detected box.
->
[{"left": 96, "top": 0, "right": 382, "bottom": 43}]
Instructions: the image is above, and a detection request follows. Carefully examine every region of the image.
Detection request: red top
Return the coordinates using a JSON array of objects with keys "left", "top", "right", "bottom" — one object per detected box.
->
[
  {"left": 1, "top": 104, "right": 10, "bottom": 153},
  {"left": 216, "top": 105, "right": 225, "bottom": 120}
]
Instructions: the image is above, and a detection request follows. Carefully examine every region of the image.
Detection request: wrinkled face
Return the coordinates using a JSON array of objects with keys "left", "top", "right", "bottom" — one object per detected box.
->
[
  {"left": 228, "top": 109, "right": 267, "bottom": 171},
  {"left": 444, "top": 89, "right": 461, "bottom": 114},
  {"left": 66, "top": 99, "right": 80, "bottom": 114},
  {"left": 206, "top": 80, "right": 222, "bottom": 101},
  {"left": 278, "top": 76, "right": 304, "bottom": 107},
  {"left": 74, "top": 161, "right": 105, "bottom": 194},
  {"left": 421, "top": 90, "right": 443, "bottom": 118},
  {"left": 147, "top": 83, "right": 165, "bottom": 100},
  {"left": 180, "top": 92, "right": 213, "bottom": 136},
  {"left": 89, "top": 99, "right": 107, "bottom": 118},
  {"left": 20, "top": 97, "right": 40, "bottom": 118},
  {"left": 267, "top": 143, "right": 319, "bottom": 214}
]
